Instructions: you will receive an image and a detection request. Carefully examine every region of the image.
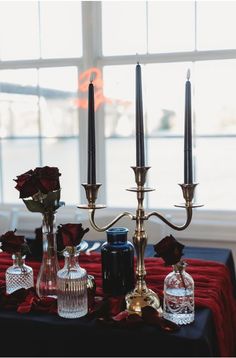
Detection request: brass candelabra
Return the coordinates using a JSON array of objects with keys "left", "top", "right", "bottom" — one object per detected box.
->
[{"left": 78, "top": 165, "right": 202, "bottom": 315}]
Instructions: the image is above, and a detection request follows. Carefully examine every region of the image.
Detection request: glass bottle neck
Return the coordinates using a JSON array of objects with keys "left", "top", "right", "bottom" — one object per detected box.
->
[
  {"left": 42, "top": 212, "right": 57, "bottom": 255},
  {"left": 64, "top": 252, "right": 79, "bottom": 271},
  {"left": 12, "top": 254, "right": 25, "bottom": 267},
  {"left": 106, "top": 227, "right": 128, "bottom": 244},
  {"left": 173, "top": 261, "right": 186, "bottom": 273},
  {"left": 42, "top": 212, "right": 56, "bottom": 234}
]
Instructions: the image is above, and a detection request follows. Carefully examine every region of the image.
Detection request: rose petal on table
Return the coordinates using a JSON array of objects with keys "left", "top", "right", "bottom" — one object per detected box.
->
[
  {"left": 158, "top": 317, "right": 180, "bottom": 332},
  {"left": 127, "top": 313, "right": 143, "bottom": 322},
  {"left": 112, "top": 310, "right": 129, "bottom": 321},
  {"left": 107, "top": 295, "right": 126, "bottom": 316},
  {"left": 141, "top": 306, "right": 180, "bottom": 332}
]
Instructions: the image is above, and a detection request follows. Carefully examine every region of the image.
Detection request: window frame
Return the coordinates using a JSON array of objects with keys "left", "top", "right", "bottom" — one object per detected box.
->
[{"left": 0, "top": 1, "right": 236, "bottom": 214}]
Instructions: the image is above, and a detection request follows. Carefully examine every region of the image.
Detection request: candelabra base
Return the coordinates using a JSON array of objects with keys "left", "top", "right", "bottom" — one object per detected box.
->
[{"left": 125, "top": 286, "right": 162, "bottom": 316}]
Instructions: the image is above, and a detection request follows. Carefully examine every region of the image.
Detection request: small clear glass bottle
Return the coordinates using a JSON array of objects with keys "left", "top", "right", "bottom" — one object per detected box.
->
[
  {"left": 5, "top": 254, "right": 34, "bottom": 294},
  {"left": 57, "top": 246, "right": 88, "bottom": 319},
  {"left": 163, "top": 261, "right": 194, "bottom": 325}
]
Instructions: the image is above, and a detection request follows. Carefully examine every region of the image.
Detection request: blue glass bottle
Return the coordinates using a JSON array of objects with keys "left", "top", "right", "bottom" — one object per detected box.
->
[{"left": 101, "top": 227, "right": 135, "bottom": 296}]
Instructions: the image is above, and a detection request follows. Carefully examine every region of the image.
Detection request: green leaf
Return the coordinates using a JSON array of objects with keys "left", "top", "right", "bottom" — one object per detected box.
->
[
  {"left": 23, "top": 190, "right": 64, "bottom": 213},
  {"left": 43, "top": 190, "right": 61, "bottom": 207},
  {"left": 23, "top": 199, "right": 45, "bottom": 213}
]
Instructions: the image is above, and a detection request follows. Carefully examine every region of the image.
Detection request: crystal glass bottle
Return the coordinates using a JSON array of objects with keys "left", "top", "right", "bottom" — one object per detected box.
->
[
  {"left": 5, "top": 254, "right": 34, "bottom": 294},
  {"left": 57, "top": 247, "right": 88, "bottom": 319},
  {"left": 163, "top": 261, "right": 194, "bottom": 325},
  {"left": 101, "top": 227, "right": 135, "bottom": 296},
  {"left": 36, "top": 211, "right": 59, "bottom": 298}
]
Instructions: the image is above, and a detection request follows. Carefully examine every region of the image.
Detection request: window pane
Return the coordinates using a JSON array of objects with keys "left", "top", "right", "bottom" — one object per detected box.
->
[
  {"left": 145, "top": 62, "right": 192, "bottom": 137},
  {"left": 102, "top": 1, "right": 147, "bottom": 56},
  {"left": 0, "top": 69, "right": 39, "bottom": 137},
  {"left": 196, "top": 138, "right": 236, "bottom": 209},
  {"left": 40, "top": 1, "right": 82, "bottom": 58},
  {"left": 195, "top": 60, "right": 236, "bottom": 135},
  {"left": 106, "top": 138, "right": 137, "bottom": 208},
  {"left": 42, "top": 138, "right": 80, "bottom": 204},
  {"left": 145, "top": 63, "right": 192, "bottom": 208},
  {"left": 2, "top": 139, "right": 40, "bottom": 203},
  {"left": 197, "top": 1, "right": 236, "bottom": 50},
  {"left": 148, "top": 1, "right": 195, "bottom": 53},
  {"left": 103, "top": 65, "right": 136, "bottom": 207},
  {"left": 0, "top": 2, "right": 39, "bottom": 60},
  {"left": 39, "top": 67, "right": 79, "bottom": 137},
  {"left": 103, "top": 65, "right": 135, "bottom": 138},
  {"left": 148, "top": 138, "right": 183, "bottom": 208}
]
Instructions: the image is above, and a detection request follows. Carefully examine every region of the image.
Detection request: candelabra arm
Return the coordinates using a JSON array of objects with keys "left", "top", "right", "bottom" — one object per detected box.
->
[
  {"left": 146, "top": 207, "right": 193, "bottom": 231},
  {"left": 89, "top": 209, "right": 134, "bottom": 233}
]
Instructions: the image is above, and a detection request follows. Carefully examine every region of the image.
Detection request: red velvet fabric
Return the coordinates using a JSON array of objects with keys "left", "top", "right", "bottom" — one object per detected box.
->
[{"left": 0, "top": 252, "right": 235, "bottom": 356}]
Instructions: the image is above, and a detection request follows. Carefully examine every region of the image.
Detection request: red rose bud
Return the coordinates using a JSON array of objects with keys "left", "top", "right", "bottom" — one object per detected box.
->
[
  {"left": 57, "top": 223, "right": 89, "bottom": 248},
  {"left": 34, "top": 166, "right": 61, "bottom": 194},
  {"left": 14, "top": 169, "right": 39, "bottom": 199},
  {"left": 153, "top": 234, "right": 184, "bottom": 265},
  {"left": 0, "top": 231, "right": 26, "bottom": 254}
]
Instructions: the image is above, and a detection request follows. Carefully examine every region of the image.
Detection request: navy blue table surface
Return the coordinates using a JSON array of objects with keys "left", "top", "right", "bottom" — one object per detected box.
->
[{"left": 0, "top": 244, "right": 235, "bottom": 357}]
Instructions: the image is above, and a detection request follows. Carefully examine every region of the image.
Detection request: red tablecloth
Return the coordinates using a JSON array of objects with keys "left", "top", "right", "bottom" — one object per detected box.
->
[{"left": 0, "top": 252, "right": 236, "bottom": 357}]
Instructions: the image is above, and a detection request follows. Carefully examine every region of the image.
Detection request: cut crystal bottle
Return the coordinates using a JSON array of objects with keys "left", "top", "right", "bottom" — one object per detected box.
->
[
  {"left": 163, "top": 261, "right": 194, "bottom": 325},
  {"left": 5, "top": 254, "right": 34, "bottom": 294},
  {"left": 57, "top": 247, "right": 88, "bottom": 319}
]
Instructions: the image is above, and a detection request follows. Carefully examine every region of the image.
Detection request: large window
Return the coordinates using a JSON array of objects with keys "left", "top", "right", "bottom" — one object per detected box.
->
[
  {"left": 0, "top": 1, "right": 236, "bottom": 212},
  {"left": 0, "top": 1, "right": 82, "bottom": 204}
]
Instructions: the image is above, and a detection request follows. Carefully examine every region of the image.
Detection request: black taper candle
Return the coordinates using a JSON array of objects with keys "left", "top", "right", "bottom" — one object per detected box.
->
[
  {"left": 184, "top": 69, "right": 193, "bottom": 184},
  {"left": 87, "top": 81, "right": 96, "bottom": 184},
  {"left": 136, "top": 63, "right": 145, "bottom": 167}
]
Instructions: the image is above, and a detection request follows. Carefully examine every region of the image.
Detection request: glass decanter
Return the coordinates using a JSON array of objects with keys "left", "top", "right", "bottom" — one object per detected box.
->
[
  {"left": 57, "top": 246, "right": 88, "bottom": 319},
  {"left": 163, "top": 261, "right": 194, "bottom": 325},
  {"left": 5, "top": 254, "right": 34, "bottom": 294}
]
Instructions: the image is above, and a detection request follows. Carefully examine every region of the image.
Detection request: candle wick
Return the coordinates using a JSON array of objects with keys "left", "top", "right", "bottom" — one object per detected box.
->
[
  {"left": 90, "top": 74, "right": 94, "bottom": 83},
  {"left": 187, "top": 69, "right": 191, "bottom": 81}
]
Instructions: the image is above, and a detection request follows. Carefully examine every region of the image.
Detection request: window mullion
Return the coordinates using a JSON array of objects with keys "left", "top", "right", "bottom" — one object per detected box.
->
[{"left": 79, "top": 1, "right": 106, "bottom": 204}]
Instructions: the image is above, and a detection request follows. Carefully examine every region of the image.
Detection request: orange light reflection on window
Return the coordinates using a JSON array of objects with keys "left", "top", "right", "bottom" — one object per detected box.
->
[{"left": 75, "top": 67, "right": 112, "bottom": 111}]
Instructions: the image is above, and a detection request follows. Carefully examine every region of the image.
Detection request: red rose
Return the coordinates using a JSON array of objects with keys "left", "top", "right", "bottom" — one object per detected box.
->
[
  {"left": 57, "top": 223, "right": 89, "bottom": 248},
  {"left": 0, "top": 287, "right": 30, "bottom": 310},
  {"left": 34, "top": 166, "right": 61, "bottom": 194},
  {"left": 14, "top": 166, "right": 61, "bottom": 199},
  {"left": 153, "top": 234, "right": 184, "bottom": 265},
  {"left": 14, "top": 170, "right": 38, "bottom": 199},
  {"left": 0, "top": 231, "right": 26, "bottom": 254}
]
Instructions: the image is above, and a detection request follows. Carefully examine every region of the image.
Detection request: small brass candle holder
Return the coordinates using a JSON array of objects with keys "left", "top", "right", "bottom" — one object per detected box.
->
[{"left": 78, "top": 166, "right": 203, "bottom": 315}]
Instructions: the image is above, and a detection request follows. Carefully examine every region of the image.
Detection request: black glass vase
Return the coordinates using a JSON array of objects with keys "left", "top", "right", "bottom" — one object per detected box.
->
[{"left": 101, "top": 227, "right": 135, "bottom": 296}]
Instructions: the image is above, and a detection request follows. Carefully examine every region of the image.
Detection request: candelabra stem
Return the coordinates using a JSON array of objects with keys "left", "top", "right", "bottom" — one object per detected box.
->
[
  {"left": 125, "top": 167, "right": 162, "bottom": 315},
  {"left": 134, "top": 190, "right": 146, "bottom": 289}
]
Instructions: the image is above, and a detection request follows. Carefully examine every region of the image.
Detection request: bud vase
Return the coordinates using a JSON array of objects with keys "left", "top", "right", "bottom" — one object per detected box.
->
[
  {"left": 5, "top": 254, "right": 34, "bottom": 294},
  {"left": 36, "top": 211, "right": 59, "bottom": 298},
  {"left": 163, "top": 261, "right": 194, "bottom": 325},
  {"left": 57, "top": 247, "right": 88, "bottom": 319}
]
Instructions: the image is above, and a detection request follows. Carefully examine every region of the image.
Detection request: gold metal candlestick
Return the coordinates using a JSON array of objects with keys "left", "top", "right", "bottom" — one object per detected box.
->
[{"left": 78, "top": 166, "right": 203, "bottom": 315}]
